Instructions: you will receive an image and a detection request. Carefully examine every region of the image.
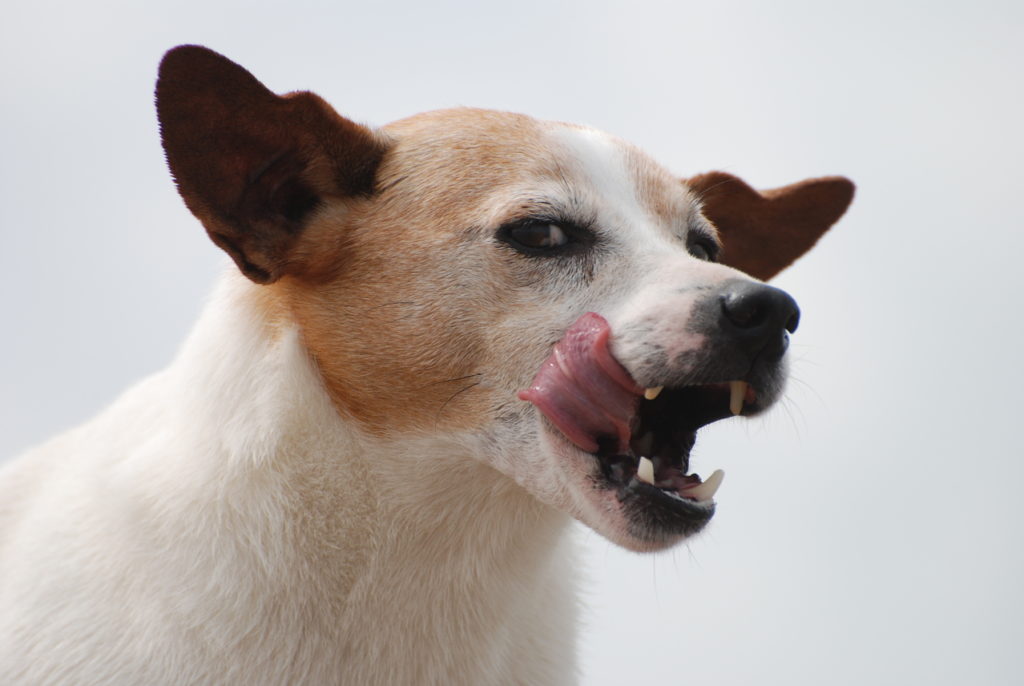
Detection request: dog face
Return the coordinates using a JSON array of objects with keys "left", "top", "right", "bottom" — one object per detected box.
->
[{"left": 157, "top": 46, "right": 853, "bottom": 552}]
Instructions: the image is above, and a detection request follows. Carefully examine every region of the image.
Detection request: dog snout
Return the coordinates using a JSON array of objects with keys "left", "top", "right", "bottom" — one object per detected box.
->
[{"left": 718, "top": 280, "right": 800, "bottom": 359}]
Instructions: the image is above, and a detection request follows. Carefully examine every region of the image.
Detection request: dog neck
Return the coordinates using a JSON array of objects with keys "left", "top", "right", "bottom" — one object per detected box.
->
[{"left": 144, "top": 271, "right": 578, "bottom": 682}]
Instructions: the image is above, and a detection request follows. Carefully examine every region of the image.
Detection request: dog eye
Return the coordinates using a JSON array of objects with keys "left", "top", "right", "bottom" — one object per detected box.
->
[
  {"left": 688, "top": 237, "right": 719, "bottom": 262},
  {"left": 512, "top": 222, "right": 568, "bottom": 249},
  {"left": 499, "top": 220, "right": 577, "bottom": 255}
]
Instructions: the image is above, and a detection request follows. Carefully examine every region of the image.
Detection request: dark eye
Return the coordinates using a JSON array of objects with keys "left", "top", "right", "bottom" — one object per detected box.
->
[
  {"left": 509, "top": 222, "right": 568, "bottom": 249},
  {"left": 498, "top": 219, "right": 590, "bottom": 256},
  {"left": 688, "top": 236, "right": 719, "bottom": 262}
]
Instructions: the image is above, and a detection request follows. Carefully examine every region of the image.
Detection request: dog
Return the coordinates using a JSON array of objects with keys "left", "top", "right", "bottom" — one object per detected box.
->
[{"left": 0, "top": 45, "right": 853, "bottom": 685}]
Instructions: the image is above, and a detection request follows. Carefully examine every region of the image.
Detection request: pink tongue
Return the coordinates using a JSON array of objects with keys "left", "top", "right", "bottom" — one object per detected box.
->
[{"left": 518, "top": 312, "right": 643, "bottom": 454}]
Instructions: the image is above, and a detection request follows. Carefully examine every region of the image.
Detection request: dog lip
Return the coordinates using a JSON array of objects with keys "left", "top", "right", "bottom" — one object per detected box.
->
[
  {"left": 536, "top": 413, "right": 719, "bottom": 543},
  {"left": 620, "top": 479, "right": 717, "bottom": 538},
  {"left": 625, "top": 478, "right": 717, "bottom": 512}
]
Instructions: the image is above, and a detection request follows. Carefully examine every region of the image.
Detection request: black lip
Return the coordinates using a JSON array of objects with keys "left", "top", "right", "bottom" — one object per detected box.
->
[
  {"left": 619, "top": 479, "right": 716, "bottom": 541},
  {"left": 590, "top": 383, "right": 735, "bottom": 541}
]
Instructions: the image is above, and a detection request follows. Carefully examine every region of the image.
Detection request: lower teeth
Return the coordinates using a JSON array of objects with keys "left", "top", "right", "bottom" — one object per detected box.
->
[
  {"left": 637, "top": 456, "right": 656, "bottom": 485},
  {"left": 680, "top": 469, "right": 725, "bottom": 501},
  {"left": 730, "top": 381, "right": 747, "bottom": 415},
  {"left": 632, "top": 455, "right": 725, "bottom": 503}
]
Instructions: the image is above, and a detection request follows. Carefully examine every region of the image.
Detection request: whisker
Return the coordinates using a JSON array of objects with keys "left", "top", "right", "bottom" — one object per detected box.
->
[
  {"left": 787, "top": 375, "right": 826, "bottom": 408},
  {"left": 367, "top": 300, "right": 418, "bottom": 310},
  {"left": 418, "top": 373, "right": 483, "bottom": 389},
  {"left": 777, "top": 394, "right": 806, "bottom": 436},
  {"left": 376, "top": 174, "right": 409, "bottom": 193},
  {"left": 435, "top": 382, "right": 482, "bottom": 423},
  {"left": 692, "top": 173, "right": 743, "bottom": 199}
]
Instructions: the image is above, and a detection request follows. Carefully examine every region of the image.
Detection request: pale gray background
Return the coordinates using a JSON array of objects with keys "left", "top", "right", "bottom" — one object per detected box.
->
[{"left": 2, "top": 1, "right": 1022, "bottom": 684}]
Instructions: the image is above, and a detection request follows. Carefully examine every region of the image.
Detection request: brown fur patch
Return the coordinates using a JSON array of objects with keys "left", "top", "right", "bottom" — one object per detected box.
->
[
  {"left": 156, "top": 45, "right": 389, "bottom": 284},
  {"left": 687, "top": 171, "right": 855, "bottom": 280}
]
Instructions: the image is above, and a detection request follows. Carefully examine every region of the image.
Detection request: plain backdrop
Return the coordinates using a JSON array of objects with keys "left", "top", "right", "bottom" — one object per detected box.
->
[{"left": 2, "top": 1, "right": 1022, "bottom": 684}]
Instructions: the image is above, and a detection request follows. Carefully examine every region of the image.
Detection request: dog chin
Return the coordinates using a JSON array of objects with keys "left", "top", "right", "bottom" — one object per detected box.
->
[{"left": 533, "top": 420, "right": 715, "bottom": 553}]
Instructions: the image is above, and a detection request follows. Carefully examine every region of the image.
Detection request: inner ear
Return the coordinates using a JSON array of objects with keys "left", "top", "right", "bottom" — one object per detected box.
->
[
  {"left": 156, "top": 45, "right": 389, "bottom": 284},
  {"left": 687, "top": 171, "right": 854, "bottom": 281}
]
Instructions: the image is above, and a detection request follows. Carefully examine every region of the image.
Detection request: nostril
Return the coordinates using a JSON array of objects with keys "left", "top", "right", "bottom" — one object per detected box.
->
[{"left": 785, "top": 310, "right": 800, "bottom": 334}]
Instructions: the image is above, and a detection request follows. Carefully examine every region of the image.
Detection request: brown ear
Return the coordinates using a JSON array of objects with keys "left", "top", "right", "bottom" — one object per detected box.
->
[
  {"left": 686, "top": 171, "right": 854, "bottom": 281},
  {"left": 155, "top": 45, "right": 389, "bottom": 283}
]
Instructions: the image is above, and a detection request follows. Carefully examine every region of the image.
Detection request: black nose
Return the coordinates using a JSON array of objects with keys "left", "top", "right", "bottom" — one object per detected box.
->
[{"left": 719, "top": 281, "right": 800, "bottom": 358}]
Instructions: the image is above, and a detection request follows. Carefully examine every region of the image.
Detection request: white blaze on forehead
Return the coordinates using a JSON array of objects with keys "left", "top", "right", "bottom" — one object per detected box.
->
[
  {"left": 545, "top": 125, "right": 654, "bottom": 236},
  {"left": 543, "top": 124, "right": 708, "bottom": 265}
]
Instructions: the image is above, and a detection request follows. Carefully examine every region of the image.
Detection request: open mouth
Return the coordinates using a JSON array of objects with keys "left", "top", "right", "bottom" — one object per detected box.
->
[
  {"left": 519, "top": 312, "right": 757, "bottom": 539},
  {"left": 598, "top": 381, "right": 747, "bottom": 499}
]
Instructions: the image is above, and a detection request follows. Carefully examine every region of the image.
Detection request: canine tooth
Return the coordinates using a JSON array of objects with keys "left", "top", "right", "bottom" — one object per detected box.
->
[
  {"left": 729, "top": 381, "right": 748, "bottom": 415},
  {"left": 685, "top": 469, "right": 725, "bottom": 502},
  {"left": 637, "top": 456, "right": 655, "bottom": 485},
  {"left": 644, "top": 386, "right": 664, "bottom": 400}
]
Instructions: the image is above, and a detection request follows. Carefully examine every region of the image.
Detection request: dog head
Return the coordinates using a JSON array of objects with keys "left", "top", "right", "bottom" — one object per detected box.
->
[{"left": 156, "top": 46, "right": 853, "bottom": 552}]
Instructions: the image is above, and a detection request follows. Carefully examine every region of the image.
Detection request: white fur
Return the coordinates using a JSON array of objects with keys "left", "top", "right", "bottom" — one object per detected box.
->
[
  {"left": 0, "top": 114, "right": 766, "bottom": 684},
  {"left": 546, "top": 124, "right": 739, "bottom": 368},
  {"left": 0, "top": 274, "right": 578, "bottom": 685}
]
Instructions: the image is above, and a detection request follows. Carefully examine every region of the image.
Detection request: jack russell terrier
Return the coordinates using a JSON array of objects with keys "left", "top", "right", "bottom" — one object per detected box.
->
[{"left": 0, "top": 45, "right": 853, "bottom": 685}]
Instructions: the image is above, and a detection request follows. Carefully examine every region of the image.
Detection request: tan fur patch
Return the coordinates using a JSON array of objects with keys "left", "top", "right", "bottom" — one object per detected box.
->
[{"left": 274, "top": 109, "right": 566, "bottom": 435}]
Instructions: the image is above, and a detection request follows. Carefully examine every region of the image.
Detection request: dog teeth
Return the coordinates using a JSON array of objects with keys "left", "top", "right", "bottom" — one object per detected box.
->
[
  {"left": 643, "top": 386, "right": 664, "bottom": 400},
  {"left": 637, "top": 456, "right": 655, "bottom": 485},
  {"left": 682, "top": 469, "right": 725, "bottom": 502},
  {"left": 729, "top": 381, "right": 748, "bottom": 415}
]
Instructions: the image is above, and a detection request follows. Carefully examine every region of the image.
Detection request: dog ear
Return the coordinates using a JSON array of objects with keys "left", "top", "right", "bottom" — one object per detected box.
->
[
  {"left": 686, "top": 171, "right": 854, "bottom": 281},
  {"left": 155, "top": 45, "right": 389, "bottom": 284}
]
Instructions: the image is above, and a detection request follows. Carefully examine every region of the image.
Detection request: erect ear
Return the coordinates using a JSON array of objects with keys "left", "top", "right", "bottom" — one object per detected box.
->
[
  {"left": 685, "top": 171, "right": 854, "bottom": 281},
  {"left": 155, "top": 45, "right": 389, "bottom": 283}
]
